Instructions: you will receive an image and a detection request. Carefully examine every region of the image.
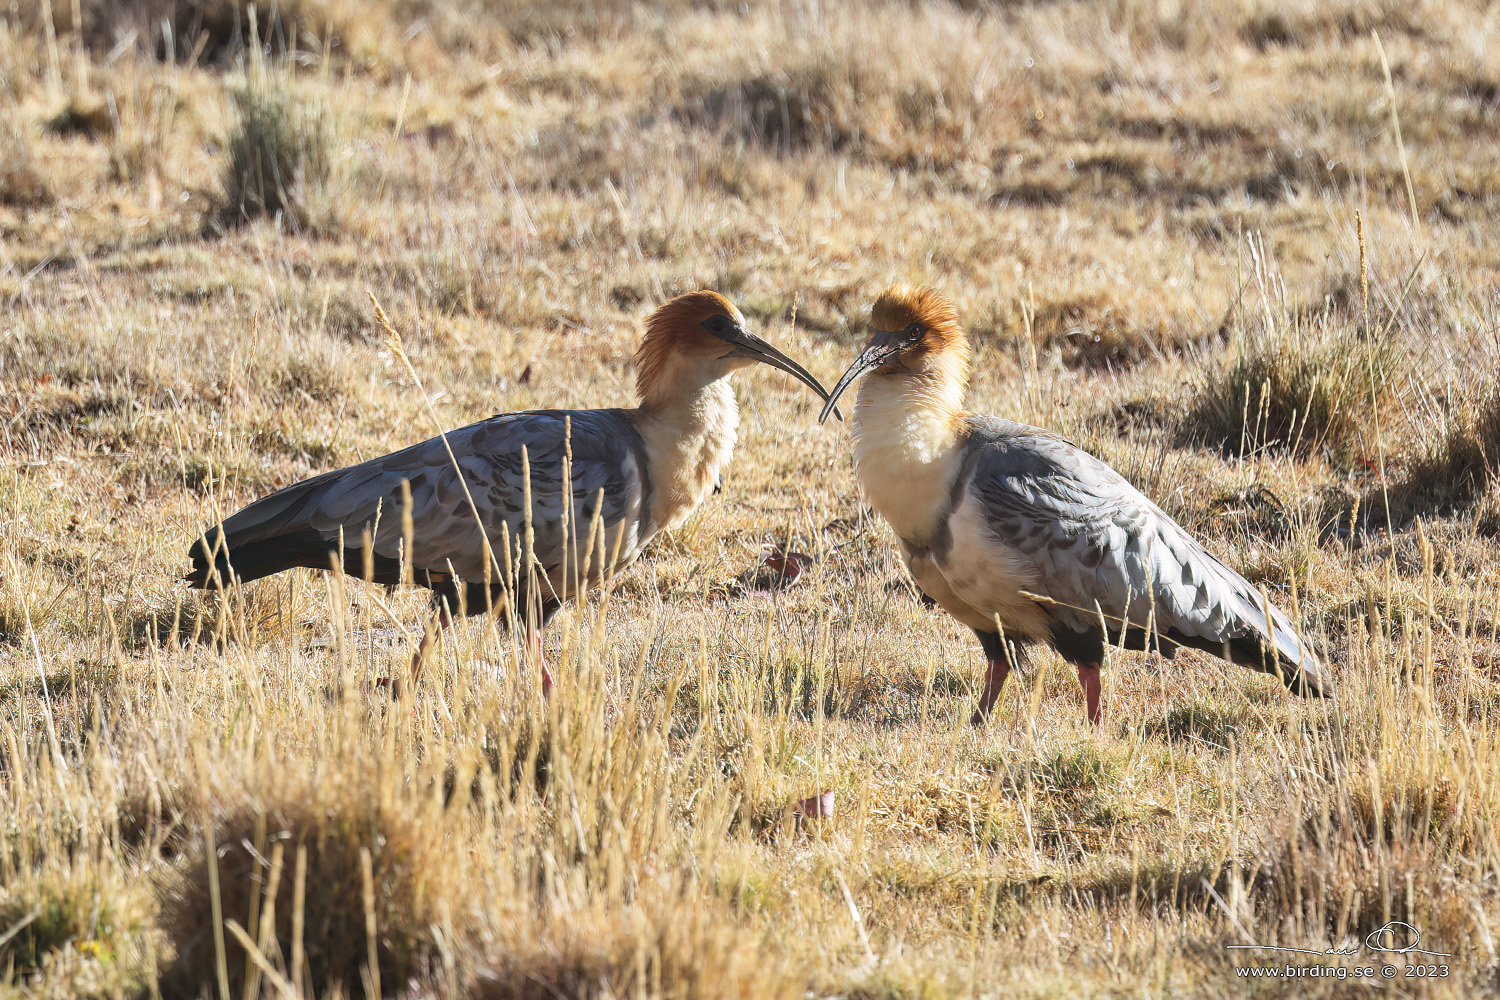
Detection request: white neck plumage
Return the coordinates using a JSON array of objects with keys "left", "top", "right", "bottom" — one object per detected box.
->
[
  {"left": 631, "top": 376, "right": 740, "bottom": 535},
  {"left": 851, "top": 363, "right": 968, "bottom": 544}
]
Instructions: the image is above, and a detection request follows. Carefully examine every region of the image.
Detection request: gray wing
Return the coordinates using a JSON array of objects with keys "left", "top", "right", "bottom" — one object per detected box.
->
[
  {"left": 962, "top": 416, "right": 1327, "bottom": 693},
  {"left": 193, "top": 408, "right": 651, "bottom": 592}
]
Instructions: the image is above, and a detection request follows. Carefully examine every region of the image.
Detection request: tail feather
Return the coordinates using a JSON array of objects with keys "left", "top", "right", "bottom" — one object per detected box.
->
[
  {"left": 1058, "top": 617, "right": 1330, "bottom": 699},
  {"left": 185, "top": 474, "right": 351, "bottom": 588},
  {"left": 1144, "top": 626, "right": 1330, "bottom": 698},
  {"left": 1202, "top": 580, "right": 1331, "bottom": 698},
  {"left": 1222, "top": 632, "right": 1329, "bottom": 698},
  {"left": 1248, "top": 598, "right": 1331, "bottom": 698},
  {"left": 186, "top": 525, "right": 342, "bottom": 588},
  {"left": 187, "top": 525, "right": 522, "bottom": 622},
  {"left": 1116, "top": 629, "right": 1326, "bottom": 701}
]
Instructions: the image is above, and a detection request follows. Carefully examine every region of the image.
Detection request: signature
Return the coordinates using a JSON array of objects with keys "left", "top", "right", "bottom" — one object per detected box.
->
[{"left": 1227, "top": 921, "right": 1452, "bottom": 958}]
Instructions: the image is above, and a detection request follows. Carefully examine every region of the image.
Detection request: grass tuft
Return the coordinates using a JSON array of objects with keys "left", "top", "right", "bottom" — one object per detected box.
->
[
  {"left": 473, "top": 891, "right": 796, "bottom": 1000},
  {"left": 1402, "top": 387, "right": 1500, "bottom": 511},
  {"left": 0, "top": 120, "right": 52, "bottom": 206},
  {"left": 1249, "top": 758, "right": 1488, "bottom": 950},
  {"left": 691, "top": 66, "right": 860, "bottom": 154},
  {"left": 1142, "top": 702, "right": 1251, "bottom": 750},
  {"left": 160, "top": 781, "right": 444, "bottom": 998},
  {"left": 30, "top": 0, "right": 362, "bottom": 64},
  {"left": 0, "top": 866, "right": 153, "bottom": 987},
  {"left": 1190, "top": 316, "right": 1394, "bottom": 461},
  {"left": 220, "top": 70, "right": 330, "bottom": 228}
]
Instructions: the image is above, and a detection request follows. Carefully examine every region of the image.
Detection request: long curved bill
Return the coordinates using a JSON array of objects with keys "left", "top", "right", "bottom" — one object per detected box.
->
[
  {"left": 724, "top": 328, "right": 843, "bottom": 421},
  {"left": 817, "top": 333, "right": 906, "bottom": 424}
]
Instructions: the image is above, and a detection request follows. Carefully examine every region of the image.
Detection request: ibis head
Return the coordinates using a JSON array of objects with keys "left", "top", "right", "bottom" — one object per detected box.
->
[
  {"left": 636, "top": 290, "right": 837, "bottom": 416},
  {"left": 819, "top": 285, "right": 967, "bottom": 423}
]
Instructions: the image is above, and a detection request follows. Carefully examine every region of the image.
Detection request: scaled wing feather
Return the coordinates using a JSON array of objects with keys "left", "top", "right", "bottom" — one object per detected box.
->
[
  {"left": 202, "top": 408, "right": 650, "bottom": 595},
  {"left": 962, "top": 416, "right": 1323, "bottom": 683}
]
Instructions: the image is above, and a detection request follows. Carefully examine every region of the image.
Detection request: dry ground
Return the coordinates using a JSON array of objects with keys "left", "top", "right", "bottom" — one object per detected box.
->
[{"left": 2, "top": 0, "right": 1500, "bottom": 997}]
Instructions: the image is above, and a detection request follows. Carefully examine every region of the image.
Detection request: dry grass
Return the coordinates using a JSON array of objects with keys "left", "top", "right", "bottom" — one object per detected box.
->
[
  {"left": 1187, "top": 254, "right": 1400, "bottom": 464},
  {"left": 219, "top": 66, "right": 331, "bottom": 228},
  {"left": 0, "top": 118, "right": 51, "bottom": 206},
  {"left": 2, "top": 0, "right": 1500, "bottom": 997}
]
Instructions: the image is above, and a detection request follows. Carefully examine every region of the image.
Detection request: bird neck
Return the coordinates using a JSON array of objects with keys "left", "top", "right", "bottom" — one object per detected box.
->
[
  {"left": 630, "top": 376, "right": 740, "bottom": 534},
  {"left": 851, "top": 366, "right": 968, "bottom": 543}
]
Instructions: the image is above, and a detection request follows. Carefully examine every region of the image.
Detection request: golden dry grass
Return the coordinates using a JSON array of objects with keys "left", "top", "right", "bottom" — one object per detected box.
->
[{"left": 2, "top": 0, "right": 1499, "bottom": 997}]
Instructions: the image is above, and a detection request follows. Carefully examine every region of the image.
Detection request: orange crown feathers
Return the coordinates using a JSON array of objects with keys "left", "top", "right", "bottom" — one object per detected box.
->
[
  {"left": 871, "top": 285, "right": 961, "bottom": 337},
  {"left": 644, "top": 290, "right": 743, "bottom": 340},
  {"left": 870, "top": 285, "right": 969, "bottom": 367}
]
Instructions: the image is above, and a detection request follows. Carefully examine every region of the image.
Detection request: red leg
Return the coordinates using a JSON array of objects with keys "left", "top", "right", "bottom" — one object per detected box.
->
[
  {"left": 527, "top": 630, "right": 554, "bottom": 697},
  {"left": 969, "top": 658, "right": 1012, "bottom": 725},
  {"left": 1077, "top": 662, "right": 1102, "bottom": 726},
  {"left": 380, "top": 606, "right": 451, "bottom": 700}
]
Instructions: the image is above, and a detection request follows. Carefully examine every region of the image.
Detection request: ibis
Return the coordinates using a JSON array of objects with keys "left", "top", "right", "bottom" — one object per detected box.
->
[
  {"left": 188, "top": 291, "right": 836, "bottom": 695},
  {"left": 818, "top": 285, "right": 1329, "bottom": 726}
]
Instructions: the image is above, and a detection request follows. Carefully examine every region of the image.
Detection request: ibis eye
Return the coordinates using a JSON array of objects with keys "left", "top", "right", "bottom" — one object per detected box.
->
[{"left": 701, "top": 314, "right": 735, "bottom": 337}]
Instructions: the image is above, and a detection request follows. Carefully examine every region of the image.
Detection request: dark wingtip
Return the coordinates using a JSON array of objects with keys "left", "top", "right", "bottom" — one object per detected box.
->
[
  {"left": 184, "top": 562, "right": 226, "bottom": 590},
  {"left": 1286, "top": 668, "right": 1332, "bottom": 699},
  {"left": 183, "top": 563, "right": 223, "bottom": 589},
  {"left": 185, "top": 528, "right": 236, "bottom": 589},
  {"left": 1273, "top": 648, "right": 1330, "bottom": 699},
  {"left": 184, "top": 551, "right": 210, "bottom": 589}
]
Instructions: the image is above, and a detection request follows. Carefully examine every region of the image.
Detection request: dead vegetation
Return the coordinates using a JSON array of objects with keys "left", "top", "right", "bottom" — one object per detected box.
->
[
  {"left": 220, "top": 67, "right": 331, "bottom": 228},
  {"left": 1, "top": 0, "right": 1499, "bottom": 997},
  {"left": 159, "top": 777, "right": 448, "bottom": 996},
  {"left": 0, "top": 118, "right": 51, "bottom": 205},
  {"left": 1190, "top": 314, "right": 1395, "bottom": 462}
]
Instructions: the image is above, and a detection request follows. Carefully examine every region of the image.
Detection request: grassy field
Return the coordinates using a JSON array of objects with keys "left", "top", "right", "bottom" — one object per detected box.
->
[{"left": 2, "top": 0, "right": 1500, "bottom": 996}]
